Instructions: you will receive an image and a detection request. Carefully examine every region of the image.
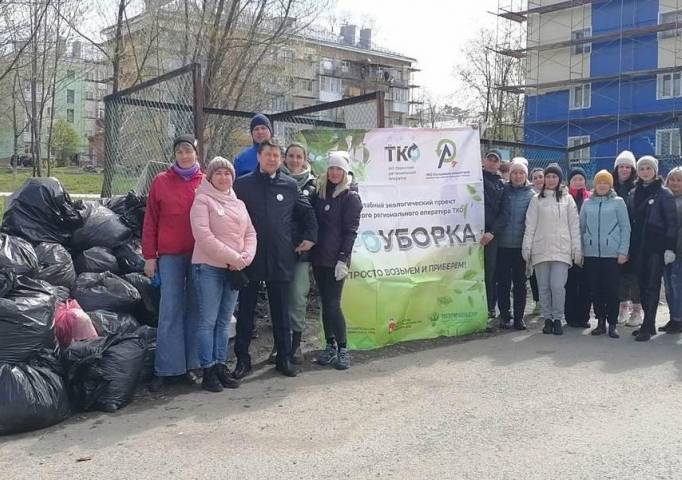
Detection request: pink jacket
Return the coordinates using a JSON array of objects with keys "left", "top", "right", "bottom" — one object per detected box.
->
[{"left": 190, "top": 178, "right": 257, "bottom": 269}]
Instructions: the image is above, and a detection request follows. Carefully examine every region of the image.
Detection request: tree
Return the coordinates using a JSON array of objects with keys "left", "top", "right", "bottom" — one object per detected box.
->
[
  {"left": 50, "top": 118, "right": 80, "bottom": 166},
  {"left": 455, "top": 25, "right": 524, "bottom": 141}
]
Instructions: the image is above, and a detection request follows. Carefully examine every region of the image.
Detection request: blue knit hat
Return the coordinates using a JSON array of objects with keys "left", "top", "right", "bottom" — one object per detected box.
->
[
  {"left": 568, "top": 166, "right": 587, "bottom": 183},
  {"left": 250, "top": 113, "right": 272, "bottom": 135}
]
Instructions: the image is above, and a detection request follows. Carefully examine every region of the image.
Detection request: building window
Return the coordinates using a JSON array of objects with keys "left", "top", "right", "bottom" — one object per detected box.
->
[
  {"left": 341, "top": 60, "right": 350, "bottom": 73},
  {"left": 572, "top": 28, "right": 591, "bottom": 55},
  {"left": 659, "top": 10, "right": 682, "bottom": 39},
  {"left": 66, "top": 70, "right": 75, "bottom": 80},
  {"left": 66, "top": 89, "right": 75, "bottom": 104},
  {"left": 271, "top": 94, "right": 286, "bottom": 112},
  {"left": 319, "top": 57, "right": 333, "bottom": 73},
  {"left": 391, "top": 87, "right": 409, "bottom": 103},
  {"left": 280, "top": 49, "right": 293, "bottom": 65},
  {"left": 657, "top": 72, "right": 682, "bottom": 99},
  {"left": 569, "top": 84, "right": 591, "bottom": 109},
  {"left": 568, "top": 135, "right": 590, "bottom": 162},
  {"left": 297, "top": 78, "right": 312, "bottom": 92},
  {"left": 67, "top": 109, "right": 74, "bottom": 123},
  {"left": 86, "top": 88, "right": 95, "bottom": 100},
  {"left": 656, "top": 128, "right": 681, "bottom": 157},
  {"left": 320, "top": 75, "right": 342, "bottom": 93}
]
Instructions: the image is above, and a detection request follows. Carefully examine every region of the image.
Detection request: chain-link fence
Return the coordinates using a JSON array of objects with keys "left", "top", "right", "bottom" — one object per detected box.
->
[
  {"left": 480, "top": 138, "right": 569, "bottom": 174},
  {"left": 102, "top": 64, "right": 200, "bottom": 196}
]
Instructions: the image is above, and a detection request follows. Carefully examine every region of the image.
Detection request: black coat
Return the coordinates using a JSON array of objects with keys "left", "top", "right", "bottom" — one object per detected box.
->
[
  {"left": 234, "top": 169, "right": 318, "bottom": 282},
  {"left": 483, "top": 169, "right": 508, "bottom": 235},
  {"left": 312, "top": 184, "right": 363, "bottom": 268},
  {"left": 282, "top": 170, "right": 317, "bottom": 263},
  {"left": 627, "top": 178, "right": 678, "bottom": 260}
]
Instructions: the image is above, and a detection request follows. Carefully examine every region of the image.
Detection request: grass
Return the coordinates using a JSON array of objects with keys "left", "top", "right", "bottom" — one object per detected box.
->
[{"left": 0, "top": 166, "right": 103, "bottom": 195}]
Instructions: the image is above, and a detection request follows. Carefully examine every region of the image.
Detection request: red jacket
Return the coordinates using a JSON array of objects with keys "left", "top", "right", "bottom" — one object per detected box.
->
[{"left": 142, "top": 167, "right": 203, "bottom": 259}]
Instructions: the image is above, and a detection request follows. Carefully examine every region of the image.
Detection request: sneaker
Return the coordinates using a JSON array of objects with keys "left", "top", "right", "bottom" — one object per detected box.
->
[
  {"left": 335, "top": 348, "right": 351, "bottom": 370},
  {"left": 552, "top": 319, "right": 563, "bottom": 335},
  {"left": 498, "top": 315, "right": 511, "bottom": 329},
  {"left": 316, "top": 344, "right": 338, "bottom": 365},
  {"left": 542, "top": 318, "right": 553, "bottom": 334},
  {"left": 626, "top": 305, "right": 643, "bottom": 327}
]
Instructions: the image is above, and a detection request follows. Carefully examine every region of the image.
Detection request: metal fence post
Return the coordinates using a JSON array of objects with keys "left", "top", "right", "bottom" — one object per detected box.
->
[
  {"left": 101, "top": 99, "right": 117, "bottom": 197},
  {"left": 192, "top": 63, "right": 206, "bottom": 167},
  {"left": 376, "top": 91, "right": 386, "bottom": 128}
]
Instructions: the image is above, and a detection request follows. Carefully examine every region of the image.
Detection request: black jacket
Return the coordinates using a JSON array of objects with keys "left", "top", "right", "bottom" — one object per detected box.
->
[
  {"left": 234, "top": 169, "right": 318, "bottom": 282},
  {"left": 612, "top": 169, "right": 636, "bottom": 200},
  {"left": 483, "top": 169, "right": 508, "bottom": 235},
  {"left": 282, "top": 168, "right": 317, "bottom": 262},
  {"left": 312, "top": 183, "right": 363, "bottom": 268},
  {"left": 627, "top": 178, "right": 678, "bottom": 260}
]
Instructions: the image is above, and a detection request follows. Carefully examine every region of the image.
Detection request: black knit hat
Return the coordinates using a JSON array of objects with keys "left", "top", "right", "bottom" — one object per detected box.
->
[
  {"left": 173, "top": 134, "right": 198, "bottom": 152},
  {"left": 543, "top": 163, "right": 564, "bottom": 183},
  {"left": 568, "top": 166, "right": 587, "bottom": 183}
]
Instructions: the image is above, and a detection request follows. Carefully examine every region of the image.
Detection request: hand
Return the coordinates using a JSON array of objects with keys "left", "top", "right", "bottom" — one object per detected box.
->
[
  {"left": 479, "top": 232, "right": 494, "bottom": 246},
  {"left": 334, "top": 261, "right": 349, "bottom": 281},
  {"left": 144, "top": 259, "right": 157, "bottom": 278},
  {"left": 664, "top": 250, "right": 676, "bottom": 265},
  {"left": 229, "top": 256, "right": 248, "bottom": 271},
  {"left": 522, "top": 248, "right": 531, "bottom": 262},
  {"left": 295, "top": 240, "right": 315, "bottom": 253},
  {"left": 573, "top": 253, "right": 583, "bottom": 267},
  {"left": 617, "top": 255, "right": 628, "bottom": 265}
]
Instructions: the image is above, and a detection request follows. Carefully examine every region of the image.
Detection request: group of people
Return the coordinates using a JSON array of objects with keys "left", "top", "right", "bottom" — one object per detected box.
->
[
  {"left": 141, "top": 113, "right": 362, "bottom": 393},
  {"left": 482, "top": 148, "right": 682, "bottom": 342}
]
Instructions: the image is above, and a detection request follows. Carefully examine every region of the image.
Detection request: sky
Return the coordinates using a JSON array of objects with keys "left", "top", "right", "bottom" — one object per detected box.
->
[{"left": 333, "top": 0, "right": 502, "bottom": 101}]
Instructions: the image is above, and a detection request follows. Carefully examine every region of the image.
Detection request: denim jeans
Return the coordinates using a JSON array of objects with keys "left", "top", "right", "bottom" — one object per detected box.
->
[
  {"left": 664, "top": 259, "right": 682, "bottom": 321},
  {"left": 193, "top": 264, "right": 239, "bottom": 368},
  {"left": 288, "top": 262, "right": 311, "bottom": 333},
  {"left": 155, "top": 254, "right": 200, "bottom": 376}
]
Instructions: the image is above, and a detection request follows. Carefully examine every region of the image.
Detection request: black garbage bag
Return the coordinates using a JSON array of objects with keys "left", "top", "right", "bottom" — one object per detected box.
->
[
  {"left": 72, "top": 272, "right": 141, "bottom": 313},
  {"left": 71, "top": 203, "right": 132, "bottom": 251},
  {"left": 0, "top": 233, "right": 39, "bottom": 276},
  {"left": 0, "top": 271, "right": 15, "bottom": 298},
  {"left": 0, "top": 276, "right": 58, "bottom": 364},
  {"left": 114, "top": 239, "right": 145, "bottom": 274},
  {"left": 1, "top": 177, "right": 83, "bottom": 244},
  {"left": 87, "top": 310, "right": 140, "bottom": 336},
  {"left": 134, "top": 325, "right": 156, "bottom": 382},
  {"left": 101, "top": 192, "right": 146, "bottom": 237},
  {"left": 0, "top": 350, "right": 71, "bottom": 436},
  {"left": 35, "top": 243, "right": 77, "bottom": 290},
  {"left": 122, "top": 273, "right": 159, "bottom": 327},
  {"left": 73, "top": 246, "right": 119, "bottom": 274},
  {"left": 62, "top": 333, "right": 146, "bottom": 412}
]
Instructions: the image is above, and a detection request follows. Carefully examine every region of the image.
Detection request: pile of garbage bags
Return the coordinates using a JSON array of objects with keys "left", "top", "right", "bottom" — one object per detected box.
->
[{"left": 0, "top": 178, "right": 157, "bottom": 436}]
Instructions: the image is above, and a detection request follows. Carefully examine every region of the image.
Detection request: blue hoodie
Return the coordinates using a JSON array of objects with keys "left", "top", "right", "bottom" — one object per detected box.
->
[{"left": 234, "top": 144, "right": 258, "bottom": 177}]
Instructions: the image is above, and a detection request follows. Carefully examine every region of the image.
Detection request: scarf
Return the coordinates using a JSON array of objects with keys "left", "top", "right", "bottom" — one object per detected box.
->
[{"left": 172, "top": 161, "right": 200, "bottom": 181}]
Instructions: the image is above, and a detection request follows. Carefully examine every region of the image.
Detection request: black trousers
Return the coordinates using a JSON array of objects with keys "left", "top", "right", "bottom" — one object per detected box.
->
[
  {"left": 584, "top": 257, "right": 620, "bottom": 326},
  {"left": 530, "top": 271, "right": 539, "bottom": 302},
  {"left": 637, "top": 252, "right": 664, "bottom": 332},
  {"left": 496, "top": 247, "right": 527, "bottom": 321},
  {"left": 484, "top": 238, "right": 499, "bottom": 313},
  {"left": 235, "top": 280, "right": 291, "bottom": 365},
  {"left": 564, "top": 264, "right": 591, "bottom": 326},
  {"left": 313, "top": 266, "right": 348, "bottom": 345}
]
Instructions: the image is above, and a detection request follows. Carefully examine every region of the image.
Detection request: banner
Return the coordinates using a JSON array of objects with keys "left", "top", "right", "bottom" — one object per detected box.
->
[{"left": 295, "top": 128, "right": 486, "bottom": 350}]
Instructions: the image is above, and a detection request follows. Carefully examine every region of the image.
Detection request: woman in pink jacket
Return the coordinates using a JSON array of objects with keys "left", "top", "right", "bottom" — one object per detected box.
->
[{"left": 190, "top": 157, "right": 257, "bottom": 392}]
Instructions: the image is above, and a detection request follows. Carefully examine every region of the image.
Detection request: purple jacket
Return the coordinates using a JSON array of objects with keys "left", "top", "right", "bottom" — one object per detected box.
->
[{"left": 312, "top": 181, "right": 363, "bottom": 268}]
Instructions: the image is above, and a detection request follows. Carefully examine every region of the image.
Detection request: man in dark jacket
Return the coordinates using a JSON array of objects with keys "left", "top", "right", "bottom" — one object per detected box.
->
[
  {"left": 232, "top": 140, "right": 318, "bottom": 377},
  {"left": 481, "top": 150, "right": 509, "bottom": 320},
  {"left": 233, "top": 114, "right": 272, "bottom": 177}
]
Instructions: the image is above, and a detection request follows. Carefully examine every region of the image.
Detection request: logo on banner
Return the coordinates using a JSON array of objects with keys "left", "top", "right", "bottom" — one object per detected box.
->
[
  {"left": 436, "top": 139, "right": 457, "bottom": 168},
  {"left": 385, "top": 143, "right": 420, "bottom": 162}
]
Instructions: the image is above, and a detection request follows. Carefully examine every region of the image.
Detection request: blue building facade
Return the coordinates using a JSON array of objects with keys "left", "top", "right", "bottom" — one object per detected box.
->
[{"left": 522, "top": 0, "right": 682, "bottom": 177}]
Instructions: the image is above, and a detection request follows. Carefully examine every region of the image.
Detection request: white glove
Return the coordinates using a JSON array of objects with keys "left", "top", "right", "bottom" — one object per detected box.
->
[
  {"left": 334, "top": 261, "right": 349, "bottom": 281},
  {"left": 664, "top": 250, "right": 676, "bottom": 265},
  {"left": 573, "top": 253, "right": 583, "bottom": 267}
]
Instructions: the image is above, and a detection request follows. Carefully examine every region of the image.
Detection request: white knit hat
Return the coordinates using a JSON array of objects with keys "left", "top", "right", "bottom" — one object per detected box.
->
[
  {"left": 614, "top": 150, "right": 636, "bottom": 169},
  {"left": 637, "top": 155, "right": 659, "bottom": 176},
  {"left": 327, "top": 151, "right": 350, "bottom": 173},
  {"left": 509, "top": 159, "right": 528, "bottom": 176}
]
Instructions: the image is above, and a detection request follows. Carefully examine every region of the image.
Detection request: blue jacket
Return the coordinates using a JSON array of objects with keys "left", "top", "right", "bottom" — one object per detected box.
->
[
  {"left": 579, "top": 191, "right": 631, "bottom": 258},
  {"left": 498, "top": 183, "right": 534, "bottom": 248},
  {"left": 234, "top": 144, "right": 258, "bottom": 177}
]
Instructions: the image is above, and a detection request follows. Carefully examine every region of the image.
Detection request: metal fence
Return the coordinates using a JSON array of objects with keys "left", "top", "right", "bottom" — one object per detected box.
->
[{"left": 480, "top": 138, "right": 569, "bottom": 174}]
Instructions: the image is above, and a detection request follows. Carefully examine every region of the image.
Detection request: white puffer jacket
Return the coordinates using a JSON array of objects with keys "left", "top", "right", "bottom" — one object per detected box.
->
[{"left": 522, "top": 187, "right": 581, "bottom": 267}]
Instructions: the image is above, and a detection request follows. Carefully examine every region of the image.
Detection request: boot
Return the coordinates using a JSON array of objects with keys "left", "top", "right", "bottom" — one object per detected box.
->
[
  {"left": 664, "top": 320, "right": 682, "bottom": 334},
  {"left": 658, "top": 320, "right": 675, "bottom": 332},
  {"left": 591, "top": 319, "right": 606, "bottom": 336},
  {"left": 267, "top": 345, "right": 277, "bottom": 364},
  {"left": 215, "top": 364, "right": 240, "bottom": 389},
  {"left": 608, "top": 324, "right": 620, "bottom": 339},
  {"left": 290, "top": 331, "right": 304, "bottom": 365},
  {"left": 231, "top": 357, "right": 252, "bottom": 379},
  {"left": 513, "top": 318, "right": 527, "bottom": 330},
  {"left": 552, "top": 319, "right": 563, "bottom": 335},
  {"left": 542, "top": 318, "right": 553, "bottom": 334},
  {"left": 632, "top": 322, "right": 657, "bottom": 338},
  {"left": 202, "top": 367, "right": 223, "bottom": 392},
  {"left": 275, "top": 358, "right": 298, "bottom": 377}
]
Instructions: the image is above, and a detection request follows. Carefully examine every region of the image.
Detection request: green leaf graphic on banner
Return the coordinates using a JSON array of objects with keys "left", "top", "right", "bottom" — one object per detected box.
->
[
  {"left": 467, "top": 295, "right": 474, "bottom": 307},
  {"left": 463, "top": 270, "right": 478, "bottom": 280},
  {"left": 472, "top": 194, "right": 482, "bottom": 202},
  {"left": 467, "top": 184, "right": 476, "bottom": 195}
]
